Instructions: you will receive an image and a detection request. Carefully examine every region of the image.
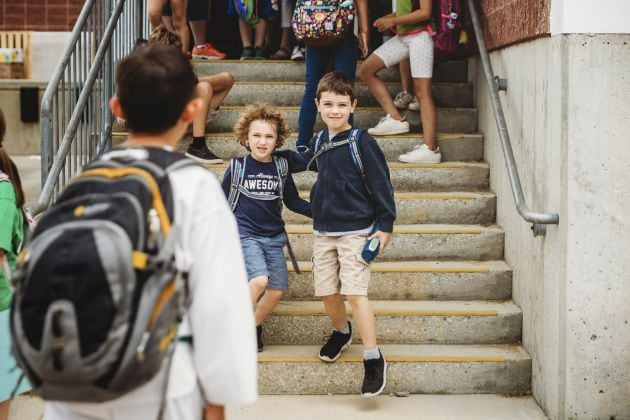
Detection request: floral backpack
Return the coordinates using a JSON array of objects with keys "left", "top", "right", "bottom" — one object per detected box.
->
[{"left": 292, "top": 0, "right": 356, "bottom": 47}]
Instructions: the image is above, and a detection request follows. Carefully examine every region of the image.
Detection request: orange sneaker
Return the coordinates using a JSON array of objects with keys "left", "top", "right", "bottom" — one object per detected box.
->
[{"left": 192, "top": 43, "right": 226, "bottom": 60}]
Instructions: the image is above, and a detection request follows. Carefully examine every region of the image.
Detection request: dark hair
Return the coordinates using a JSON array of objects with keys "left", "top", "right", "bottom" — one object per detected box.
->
[
  {"left": 0, "top": 108, "right": 25, "bottom": 208},
  {"left": 116, "top": 43, "right": 197, "bottom": 134},
  {"left": 316, "top": 71, "right": 356, "bottom": 102}
]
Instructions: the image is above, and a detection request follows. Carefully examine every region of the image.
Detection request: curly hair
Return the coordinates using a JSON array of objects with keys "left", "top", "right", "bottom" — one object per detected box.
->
[
  {"left": 234, "top": 103, "right": 291, "bottom": 150},
  {"left": 148, "top": 24, "right": 183, "bottom": 49}
]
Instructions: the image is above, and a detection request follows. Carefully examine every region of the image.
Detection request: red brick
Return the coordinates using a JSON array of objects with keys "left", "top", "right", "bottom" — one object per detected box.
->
[
  {"left": 478, "top": 0, "right": 549, "bottom": 50},
  {"left": 5, "top": 4, "right": 26, "bottom": 15}
]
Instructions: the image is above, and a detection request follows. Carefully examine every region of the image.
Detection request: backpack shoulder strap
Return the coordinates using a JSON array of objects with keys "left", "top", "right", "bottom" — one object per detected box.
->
[
  {"left": 227, "top": 157, "right": 246, "bottom": 212},
  {"left": 347, "top": 128, "right": 371, "bottom": 195},
  {"left": 273, "top": 156, "right": 289, "bottom": 211}
]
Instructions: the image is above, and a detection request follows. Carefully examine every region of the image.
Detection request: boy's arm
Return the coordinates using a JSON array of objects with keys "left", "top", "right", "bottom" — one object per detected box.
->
[
  {"left": 360, "top": 132, "right": 396, "bottom": 234},
  {"left": 274, "top": 139, "right": 316, "bottom": 173},
  {"left": 282, "top": 173, "right": 312, "bottom": 218}
]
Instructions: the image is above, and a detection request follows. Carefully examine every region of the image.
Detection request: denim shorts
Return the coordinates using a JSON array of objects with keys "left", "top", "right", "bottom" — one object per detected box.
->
[{"left": 240, "top": 233, "right": 288, "bottom": 290}]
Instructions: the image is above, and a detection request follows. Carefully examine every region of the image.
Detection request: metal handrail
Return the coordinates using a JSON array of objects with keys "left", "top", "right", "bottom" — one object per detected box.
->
[
  {"left": 36, "top": 0, "right": 145, "bottom": 215},
  {"left": 465, "top": 0, "right": 559, "bottom": 236}
]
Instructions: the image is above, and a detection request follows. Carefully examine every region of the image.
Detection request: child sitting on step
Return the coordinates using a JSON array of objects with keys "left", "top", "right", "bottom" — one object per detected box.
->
[
  {"left": 359, "top": 0, "right": 441, "bottom": 163},
  {"left": 149, "top": 25, "right": 235, "bottom": 164},
  {"left": 222, "top": 103, "right": 312, "bottom": 352},
  {"left": 277, "top": 71, "right": 396, "bottom": 397}
]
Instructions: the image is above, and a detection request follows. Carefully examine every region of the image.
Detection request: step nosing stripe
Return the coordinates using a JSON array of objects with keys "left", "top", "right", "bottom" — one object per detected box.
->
[
  {"left": 272, "top": 310, "right": 499, "bottom": 316},
  {"left": 285, "top": 229, "right": 485, "bottom": 235},
  {"left": 258, "top": 355, "right": 506, "bottom": 363},
  {"left": 288, "top": 267, "right": 491, "bottom": 273}
]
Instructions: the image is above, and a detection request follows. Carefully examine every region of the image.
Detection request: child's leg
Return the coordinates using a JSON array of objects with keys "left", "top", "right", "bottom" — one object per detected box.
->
[
  {"left": 249, "top": 275, "right": 268, "bottom": 305},
  {"left": 193, "top": 81, "right": 213, "bottom": 137},
  {"left": 254, "top": 289, "right": 284, "bottom": 325},
  {"left": 162, "top": 15, "right": 177, "bottom": 33},
  {"left": 400, "top": 58, "right": 413, "bottom": 95},
  {"left": 346, "top": 295, "right": 377, "bottom": 349},
  {"left": 239, "top": 18, "right": 253, "bottom": 47},
  {"left": 148, "top": 0, "right": 168, "bottom": 28},
  {"left": 170, "top": 0, "right": 191, "bottom": 53},
  {"left": 413, "top": 77, "right": 437, "bottom": 150},
  {"left": 199, "top": 72, "right": 235, "bottom": 110},
  {"left": 255, "top": 234, "right": 289, "bottom": 324},
  {"left": 254, "top": 19, "right": 267, "bottom": 48},
  {"left": 359, "top": 40, "right": 405, "bottom": 121},
  {"left": 322, "top": 294, "right": 350, "bottom": 330}
]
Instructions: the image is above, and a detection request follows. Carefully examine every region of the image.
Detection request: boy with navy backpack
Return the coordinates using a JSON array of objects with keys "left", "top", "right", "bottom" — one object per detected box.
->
[
  {"left": 12, "top": 44, "right": 257, "bottom": 420},
  {"left": 222, "top": 103, "right": 311, "bottom": 352},
  {"left": 278, "top": 71, "right": 396, "bottom": 397}
]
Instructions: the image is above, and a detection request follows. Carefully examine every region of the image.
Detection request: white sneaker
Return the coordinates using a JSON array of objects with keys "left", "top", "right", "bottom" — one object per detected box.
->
[
  {"left": 408, "top": 97, "right": 419, "bottom": 111},
  {"left": 367, "top": 114, "right": 410, "bottom": 136},
  {"left": 393, "top": 91, "right": 414, "bottom": 109},
  {"left": 291, "top": 45, "right": 304, "bottom": 61},
  {"left": 398, "top": 143, "right": 442, "bottom": 164}
]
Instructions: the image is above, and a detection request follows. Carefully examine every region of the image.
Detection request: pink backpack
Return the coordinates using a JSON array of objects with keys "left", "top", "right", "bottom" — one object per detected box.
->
[{"left": 430, "top": 0, "right": 462, "bottom": 58}]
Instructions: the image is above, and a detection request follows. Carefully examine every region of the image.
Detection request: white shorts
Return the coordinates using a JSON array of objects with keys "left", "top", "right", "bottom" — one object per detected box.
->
[{"left": 373, "top": 31, "right": 434, "bottom": 78}]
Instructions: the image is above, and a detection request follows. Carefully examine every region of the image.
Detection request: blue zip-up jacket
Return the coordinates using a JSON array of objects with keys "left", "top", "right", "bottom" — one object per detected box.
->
[{"left": 280, "top": 128, "right": 396, "bottom": 233}]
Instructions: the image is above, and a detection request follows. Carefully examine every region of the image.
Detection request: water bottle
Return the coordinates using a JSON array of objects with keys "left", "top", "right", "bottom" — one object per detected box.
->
[{"left": 361, "top": 237, "right": 380, "bottom": 262}]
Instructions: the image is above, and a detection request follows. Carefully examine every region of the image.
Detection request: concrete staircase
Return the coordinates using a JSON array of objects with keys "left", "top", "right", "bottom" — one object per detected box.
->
[
  {"left": 173, "top": 59, "right": 532, "bottom": 398},
  {"left": 116, "top": 59, "right": 531, "bottom": 397}
]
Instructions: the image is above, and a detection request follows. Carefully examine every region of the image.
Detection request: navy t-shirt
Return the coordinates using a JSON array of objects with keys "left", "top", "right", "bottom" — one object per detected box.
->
[{"left": 221, "top": 155, "right": 311, "bottom": 237}]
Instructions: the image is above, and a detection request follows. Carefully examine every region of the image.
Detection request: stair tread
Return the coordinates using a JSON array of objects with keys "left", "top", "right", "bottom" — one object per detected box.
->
[
  {"left": 272, "top": 300, "right": 521, "bottom": 316},
  {"left": 258, "top": 343, "right": 530, "bottom": 362},
  {"left": 284, "top": 224, "right": 501, "bottom": 234},
  {"left": 288, "top": 259, "right": 510, "bottom": 272},
  {"left": 297, "top": 191, "right": 495, "bottom": 200},
  {"left": 204, "top": 161, "right": 489, "bottom": 170}
]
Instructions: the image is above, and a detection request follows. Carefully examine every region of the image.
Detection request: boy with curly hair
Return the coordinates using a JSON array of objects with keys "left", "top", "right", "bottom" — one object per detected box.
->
[{"left": 222, "top": 103, "right": 312, "bottom": 352}]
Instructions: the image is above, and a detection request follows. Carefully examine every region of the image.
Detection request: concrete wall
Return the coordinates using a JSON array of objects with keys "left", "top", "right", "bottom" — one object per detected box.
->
[
  {"left": 474, "top": 34, "right": 630, "bottom": 419},
  {"left": 0, "top": 80, "right": 47, "bottom": 155}
]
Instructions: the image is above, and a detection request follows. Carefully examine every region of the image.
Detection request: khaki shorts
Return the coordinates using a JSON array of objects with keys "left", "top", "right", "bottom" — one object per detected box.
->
[{"left": 313, "top": 234, "right": 371, "bottom": 297}]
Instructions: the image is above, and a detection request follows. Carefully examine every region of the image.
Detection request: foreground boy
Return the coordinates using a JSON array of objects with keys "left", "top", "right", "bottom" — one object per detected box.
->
[
  {"left": 222, "top": 103, "right": 311, "bottom": 352},
  {"left": 280, "top": 71, "right": 396, "bottom": 396},
  {"left": 44, "top": 44, "right": 257, "bottom": 420}
]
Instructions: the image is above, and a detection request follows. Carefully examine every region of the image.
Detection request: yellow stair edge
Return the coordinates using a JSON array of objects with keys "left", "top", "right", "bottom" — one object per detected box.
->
[{"left": 258, "top": 355, "right": 506, "bottom": 363}]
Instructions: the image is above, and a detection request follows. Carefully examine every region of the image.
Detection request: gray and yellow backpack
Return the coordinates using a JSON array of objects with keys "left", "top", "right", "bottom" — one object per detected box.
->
[{"left": 10, "top": 147, "right": 194, "bottom": 412}]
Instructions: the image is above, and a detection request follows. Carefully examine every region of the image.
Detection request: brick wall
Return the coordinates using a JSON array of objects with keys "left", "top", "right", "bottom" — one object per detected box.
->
[
  {"left": 478, "top": 0, "right": 551, "bottom": 50},
  {"left": 0, "top": 0, "right": 83, "bottom": 31}
]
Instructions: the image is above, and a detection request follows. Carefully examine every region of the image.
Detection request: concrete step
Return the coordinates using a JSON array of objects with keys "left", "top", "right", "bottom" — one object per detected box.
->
[
  {"left": 284, "top": 192, "right": 496, "bottom": 225},
  {"left": 193, "top": 59, "right": 468, "bottom": 83},
  {"left": 223, "top": 81, "right": 473, "bottom": 108},
  {"left": 227, "top": 395, "right": 547, "bottom": 420},
  {"left": 284, "top": 224, "right": 504, "bottom": 261},
  {"left": 204, "top": 162, "right": 490, "bottom": 193},
  {"left": 173, "top": 133, "right": 485, "bottom": 162},
  {"left": 263, "top": 300, "right": 522, "bottom": 345},
  {"left": 112, "top": 106, "right": 478, "bottom": 134},
  {"left": 9, "top": 394, "right": 548, "bottom": 420},
  {"left": 257, "top": 344, "right": 531, "bottom": 395},
  {"left": 285, "top": 260, "right": 512, "bottom": 301}
]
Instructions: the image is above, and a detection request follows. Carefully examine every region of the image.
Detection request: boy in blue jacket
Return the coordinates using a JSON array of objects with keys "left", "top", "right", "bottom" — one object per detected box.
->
[{"left": 279, "top": 71, "right": 396, "bottom": 397}]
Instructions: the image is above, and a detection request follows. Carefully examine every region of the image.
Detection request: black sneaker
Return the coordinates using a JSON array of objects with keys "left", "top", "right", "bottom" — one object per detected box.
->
[
  {"left": 254, "top": 47, "right": 265, "bottom": 60},
  {"left": 361, "top": 351, "right": 387, "bottom": 397},
  {"left": 185, "top": 144, "right": 223, "bottom": 164},
  {"left": 256, "top": 325, "right": 263, "bottom": 353},
  {"left": 318, "top": 322, "right": 352, "bottom": 362}
]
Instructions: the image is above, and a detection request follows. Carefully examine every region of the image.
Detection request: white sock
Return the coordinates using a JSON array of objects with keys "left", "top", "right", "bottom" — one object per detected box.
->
[{"left": 364, "top": 347, "right": 380, "bottom": 360}]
